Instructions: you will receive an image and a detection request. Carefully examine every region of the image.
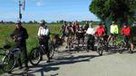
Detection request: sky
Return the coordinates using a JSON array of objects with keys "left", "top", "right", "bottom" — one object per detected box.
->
[{"left": 0, "top": 0, "right": 99, "bottom": 22}]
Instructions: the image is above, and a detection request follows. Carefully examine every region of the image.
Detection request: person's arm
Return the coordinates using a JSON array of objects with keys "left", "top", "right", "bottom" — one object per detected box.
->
[
  {"left": 95, "top": 28, "right": 99, "bottom": 36},
  {"left": 121, "top": 28, "right": 124, "bottom": 35},
  {"left": 37, "top": 27, "right": 41, "bottom": 37},
  {"left": 10, "top": 29, "right": 17, "bottom": 39},
  {"left": 23, "top": 28, "right": 28, "bottom": 39},
  {"left": 116, "top": 25, "right": 119, "bottom": 34},
  {"left": 110, "top": 25, "right": 112, "bottom": 34},
  {"left": 102, "top": 28, "right": 105, "bottom": 36}
]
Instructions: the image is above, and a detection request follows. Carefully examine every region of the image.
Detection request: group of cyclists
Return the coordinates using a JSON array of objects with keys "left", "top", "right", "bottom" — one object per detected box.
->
[
  {"left": 61, "top": 20, "right": 134, "bottom": 53},
  {"left": 7, "top": 20, "right": 134, "bottom": 71}
]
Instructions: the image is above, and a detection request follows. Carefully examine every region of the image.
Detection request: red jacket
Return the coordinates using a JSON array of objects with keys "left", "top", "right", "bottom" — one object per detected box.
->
[
  {"left": 95, "top": 25, "right": 105, "bottom": 37},
  {"left": 121, "top": 26, "right": 131, "bottom": 37}
]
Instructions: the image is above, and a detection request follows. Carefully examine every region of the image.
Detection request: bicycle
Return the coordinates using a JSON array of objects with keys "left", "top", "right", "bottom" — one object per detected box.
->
[
  {"left": 85, "top": 34, "right": 95, "bottom": 52},
  {"left": 95, "top": 37, "right": 108, "bottom": 56},
  {"left": 0, "top": 44, "right": 21, "bottom": 73},
  {"left": 118, "top": 36, "right": 132, "bottom": 54},
  {"left": 67, "top": 35, "right": 74, "bottom": 51},
  {"left": 108, "top": 35, "right": 129, "bottom": 54},
  {"left": 52, "top": 34, "right": 64, "bottom": 52},
  {"left": 29, "top": 40, "right": 55, "bottom": 66}
]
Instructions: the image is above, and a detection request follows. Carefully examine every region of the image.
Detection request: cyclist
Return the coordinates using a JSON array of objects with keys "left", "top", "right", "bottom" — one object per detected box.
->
[
  {"left": 10, "top": 20, "right": 29, "bottom": 70},
  {"left": 84, "top": 21, "right": 89, "bottom": 31},
  {"left": 95, "top": 23, "right": 106, "bottom": 37},
  {"left": 66, "top": 22, "right": 74, "bottom": 48},
  {"left": 107, "top": 21, "right": 119, "bottom": 42},
  {"left": 38, "top": 20, "right": 50, "bottom": 62},
  {"left": 121, "top": 23, "right": 134, "bottom": 53},
  {"left": 61, "top": 21, "right": 68, "bottom": 40},
  {"left": 72, "top": 22, "right": 77, "bottom": 35},
  {"left": 86, "top": 24, "right": 95, "bottom": 51},
  {"left": 76, "top": 25, "right": 84, "bottom": 47}
]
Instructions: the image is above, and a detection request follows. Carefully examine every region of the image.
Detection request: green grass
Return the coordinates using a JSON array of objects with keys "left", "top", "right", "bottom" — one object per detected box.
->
[
  {"left": 0, "top": 23, "right": 62, "bottom": 51},
  {"left": 0, "top": 23, "right": 62, "bottom": 74}
]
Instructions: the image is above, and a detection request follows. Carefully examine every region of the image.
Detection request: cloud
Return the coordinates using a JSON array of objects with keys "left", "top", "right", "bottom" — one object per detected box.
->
[{"left": 36, "top": 0, "right": 44, "bottom": 6}]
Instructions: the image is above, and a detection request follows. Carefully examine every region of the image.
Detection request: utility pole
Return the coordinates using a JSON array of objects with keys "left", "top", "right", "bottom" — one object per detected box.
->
[{"left": 19, "top": 0, "right": 22, "bottom": 21}]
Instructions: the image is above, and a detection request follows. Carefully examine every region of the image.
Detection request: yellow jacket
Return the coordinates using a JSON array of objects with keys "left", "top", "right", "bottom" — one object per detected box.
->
[{"left": 110, "top": 24, "right": 119, "bottom": 34}]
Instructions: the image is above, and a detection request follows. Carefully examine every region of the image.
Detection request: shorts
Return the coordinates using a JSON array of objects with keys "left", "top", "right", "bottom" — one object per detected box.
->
[
  {"left": 76, "top": 33, "right": 84, "bottom": 39},
  {"left": 123, "top": 36, "right": 133, "bottom": 44},
  {"left": 110, "top": 33, "right": 118, "bottom": 37},
  {"left": 62, "top": 32, "right": 68, "bottom": 37}
]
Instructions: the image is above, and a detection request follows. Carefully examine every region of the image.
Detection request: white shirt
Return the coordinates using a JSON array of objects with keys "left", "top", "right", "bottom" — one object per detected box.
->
[
  {"left": 86, "top": 27, "right": 95, "bottom": 35},
  {"left": 38, "top": 26, "right": 49, "bottom": 36}
]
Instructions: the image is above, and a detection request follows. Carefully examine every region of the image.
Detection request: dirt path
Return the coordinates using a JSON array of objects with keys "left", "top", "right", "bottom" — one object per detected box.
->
[{"left": 2, "top": 48, "right": 136, "bottom": 76}]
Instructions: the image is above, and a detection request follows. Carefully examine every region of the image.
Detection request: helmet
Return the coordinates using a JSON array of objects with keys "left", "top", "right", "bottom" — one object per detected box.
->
[
  {"left": 16, "top": 20, "right": 21, "bottom": 25},
  {"left": 40, "top": 20, "right": 46, "bottom": 26},
  {"left": 112, "top": 21, "right": 115, "bottom": 24}
]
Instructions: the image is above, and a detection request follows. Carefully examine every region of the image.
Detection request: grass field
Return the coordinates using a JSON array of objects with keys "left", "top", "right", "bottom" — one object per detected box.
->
[
  {"left": 0, "top": 23, "right": 62, "bottom": 74},
  {"left": 0, "top": 23, "right": 62, "bottom": 51}
]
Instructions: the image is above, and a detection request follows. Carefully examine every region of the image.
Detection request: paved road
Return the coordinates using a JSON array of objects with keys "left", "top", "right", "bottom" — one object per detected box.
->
[{"left": 2, "top": 48, "right": 136, "bottom": 76}]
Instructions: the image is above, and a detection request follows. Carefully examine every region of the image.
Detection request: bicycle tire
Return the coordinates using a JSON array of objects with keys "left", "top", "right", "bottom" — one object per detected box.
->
[
  {"left": 96, "top": 42, "right": 104, "bottom": 56},
  {"left": 2, "top": 54, "right": 16, "bottom": 73},
  {"left": 29, "top": 47, "right": 42, "bottom": 66},
  {"left": 118, "top": 41, "right": 126, "bottom": 54},
  {"left": 49, "top": 44, "right": 55, "bottom": 59}
]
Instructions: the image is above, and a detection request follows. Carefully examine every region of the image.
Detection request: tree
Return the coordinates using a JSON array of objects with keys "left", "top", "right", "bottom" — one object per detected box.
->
[{"left": 89, "top": 0, "right": 136, "bottom": 25}]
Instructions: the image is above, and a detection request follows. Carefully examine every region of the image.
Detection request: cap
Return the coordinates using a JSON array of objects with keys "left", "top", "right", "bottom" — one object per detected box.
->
[{"left": 16, "top": 20, "right": 21, "bottom": 24}]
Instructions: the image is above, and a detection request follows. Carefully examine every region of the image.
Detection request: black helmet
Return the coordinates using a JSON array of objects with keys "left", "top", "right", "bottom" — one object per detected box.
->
[
  {"left": 123, "top": 23, "right": 128, "bottom": 26},
  {"left": 40, "top": 20, "right": 46, "bottom": 26}
]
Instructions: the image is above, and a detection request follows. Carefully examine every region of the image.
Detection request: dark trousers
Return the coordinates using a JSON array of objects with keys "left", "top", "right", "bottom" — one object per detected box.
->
[
  {"left": 87, "top": 35, "right": 95, "bottom": 50},
  {"left": 17, "top": 45, "right": 28, "bottom": 68},
  {"left": 39, "top": 37, "right": 50, "bottom": 60}
]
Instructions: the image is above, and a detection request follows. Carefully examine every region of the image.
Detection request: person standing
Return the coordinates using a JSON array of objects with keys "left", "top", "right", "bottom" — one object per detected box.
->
[{"left": 10, "top": 21, "right": 29, "bottom": 70}]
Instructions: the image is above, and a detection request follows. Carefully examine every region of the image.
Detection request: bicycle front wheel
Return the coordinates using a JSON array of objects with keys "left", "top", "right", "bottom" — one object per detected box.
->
[
  {"left": 49, "top": 44, "right": 55, "bottom": 59},
  {"left": 2, "top": 54, "right": 16, "bottom": 73},
  {"left": 96, "top": 43, "right": 104, "bottom": 56},
  {"left": 29, "top": 47, "right": 42, "bottom": 66}
]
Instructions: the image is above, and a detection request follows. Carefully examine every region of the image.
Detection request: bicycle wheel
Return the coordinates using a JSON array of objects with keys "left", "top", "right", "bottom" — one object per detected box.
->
[
  {"left": 0, "top": 48, "right": 6, "bottom": 62},
  {"left": 96, "top": 42, "right": 104, "bottom": 56},
  {"left": 2, "top": 54, "right": 16, "bottom": 73},
  {"left": 49, "top": 44, "right": 55, "bottom": 59},
  {"left": 118, "top": 41, "right": 126, "bottom": 54},
  {"left": 29, "top": 47, "right": 42, "bottom": 66}
]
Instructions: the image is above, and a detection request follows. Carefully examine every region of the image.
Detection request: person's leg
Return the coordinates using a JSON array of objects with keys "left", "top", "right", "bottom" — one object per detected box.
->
[
  {"left": 91, "top": 36, "right": 95, "bottom": 51},
  {"left": 130, "top": 37, "right": 134, "bottom": 53},
  {"left": 130, "top": 43, "right": 134, "bottom": 52},
  {"left": 87, "top": 35, "right": 90, "bottom": 50},
  {"left": 21, "top": 46, "right": 28, "bottom": 69},
  {"left": 107, "top": 35, "right": 111, "bottom": 42},
  {"left": 18, "top": 56, "right": 23, "bottom": 69},
  {"left": 45, "top": 38, "right": 50, "bottom": 62},
  {"left": 82, "top": 34, "right": 85, "bottom": 47},
  {"left": 66, "top": 34, "right": 70, "bottom": 48}
]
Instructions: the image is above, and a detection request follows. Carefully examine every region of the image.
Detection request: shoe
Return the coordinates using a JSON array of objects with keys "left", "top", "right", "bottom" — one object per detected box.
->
[
  {"left": 66, "top": 46, "right": 68, "bottom": 48},
  {"left": 24, "top": 67, "right": 29, "bottom": 71},
  {"left": 47, "top": 60, "right": 50, "bottom": 63},
  {"left": 129, "top": 51, "right": 133, "bottom": 54},
  {"left": 8, "top": 71, "right": 12, "bottom": 74},
  {"left": 19, "top": 66, "right": 23, "bottom": 69}
]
